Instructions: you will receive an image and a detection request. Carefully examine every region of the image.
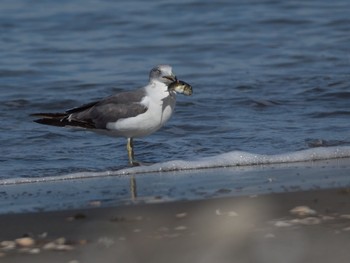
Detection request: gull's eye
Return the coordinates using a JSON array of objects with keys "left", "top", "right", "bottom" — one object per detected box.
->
[
  {"left": 152, "top": 68, "right": 161, "bottom": 75},
  {"left": 149, "top": 67, "right": 162, "bottom": 80}
]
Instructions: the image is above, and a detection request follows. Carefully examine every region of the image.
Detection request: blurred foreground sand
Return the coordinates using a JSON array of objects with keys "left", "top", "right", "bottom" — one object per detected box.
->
[{"left": 1, "top": 188, "right": 350, "bottom": 263}]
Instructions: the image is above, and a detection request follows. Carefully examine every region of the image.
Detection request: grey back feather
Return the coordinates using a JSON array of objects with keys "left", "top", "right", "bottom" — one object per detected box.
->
[{"left": 69, "top": 88, "right": 147, "bottom": 129}]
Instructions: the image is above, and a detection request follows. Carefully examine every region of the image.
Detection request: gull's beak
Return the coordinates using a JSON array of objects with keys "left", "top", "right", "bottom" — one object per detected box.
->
[{"left": 163, "top": 75, "right": 177, "bottom": 82}]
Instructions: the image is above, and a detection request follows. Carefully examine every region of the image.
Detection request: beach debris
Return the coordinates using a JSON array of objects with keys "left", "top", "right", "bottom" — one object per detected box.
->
[
  {"left": 264, "top": 233, "right": 276, "bottom": 239},
  {"left": 43, "top": 238, "right": 74, "bottom": 251},
  {"left": 290, "top": 206, "right": 317, "bottom": 216},
  {"left": 174, "top": 225, "right": 187, "bottom": 231},
  {"left": 89, "top": 200, "right": 102, "bottom": 207},
  {"left": 291, "top": 217, "right": 321, "bottom": 225},
  {"left": 340, "top": 214, "right": 350, "bottom": 220},
  {"left": 273, "top": 216, "right": 322, "bottom": 227},
  {"left": 27, "top": 248, "right": 40, "bottom": 254},
  {"left": 73, "top": 213, "right": 87, "bottom": 220},
  {"left": 320, "top": 215, "right": 335, "bottom": 221},
  {"left": 215, "top": 209, "right": 222, "bottom": 216},
  {"left": 215, "top": 209, "right": 238, "bottom": 217},
  {"left": 42, "top": 242, "right": 56, "bottom": 250},
  {"left": 53, "top": 244, "right": 74, "bottom": 251},
  {"left": 152, "top": 225, "right": 189, "bottom": 240},
  {"left": 55, "top": 237, "right": 67, "bottom": 245},
  {"left": 66, "top": 213, "right": 87, "bottom": 221},
  {"left": 152, "top": 232, "right": 181, "bottom": 239},
  {"left": 97, "top": 237, "right": 115, "bottom": 248},
  {"left": 1, "top": 240, "right": 16, "bottom": 251},
  {"left": 110, "top": 216, "right": 126, "bottom": 222},
  {"left": 227, "top": 211, "right": 239, "bottom": 217},
  {"left": 38, "top": 232, "right": 48, "bottom": 238},
  {"left": 342, "top": 226, "right": 350, "bottom": 231},
  {"left": 271, "top": 208, "right": 350, "bottom": 230},
  {"left": 0, "top": 235, "right": 84, "bottom": 256},
  {"left": 274, "top": 220, "right": 293, "bottom": 227},
  {"left": 15, "top": 237, "right": 35, "bottom": 247},
  {"left": 79, "top": 239, "right": 88, "bottom": 245},
  {"left": 176, "top": 212, "right": 187, "bottom": 218}
]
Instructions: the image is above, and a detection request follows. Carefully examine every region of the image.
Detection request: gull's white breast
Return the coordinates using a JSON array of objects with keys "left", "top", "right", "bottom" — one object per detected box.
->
[{"left": 106, "top": 83, "right": 176, "bottom": 138}]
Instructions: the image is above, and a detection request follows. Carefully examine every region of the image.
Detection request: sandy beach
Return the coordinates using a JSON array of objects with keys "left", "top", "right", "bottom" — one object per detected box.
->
[{"left": 1, "top": 186, "right": 350, "bottom": 263}]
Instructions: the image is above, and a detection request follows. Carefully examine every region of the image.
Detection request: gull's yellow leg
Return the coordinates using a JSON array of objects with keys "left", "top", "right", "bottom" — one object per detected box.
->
[
  {"left": 127, "top": 138, "right": 140, "bottom": 166},
  {"left": 127, "top": 137, "right": 134, "bottom": 165}
]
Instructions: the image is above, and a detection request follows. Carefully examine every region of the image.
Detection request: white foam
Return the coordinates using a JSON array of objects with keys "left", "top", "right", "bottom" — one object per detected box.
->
[
  {"left": 119, "top": 146, "right": 350, "bottom": 174},
  {"left": 2, "top": 146, "right": 350, "bottom": 185}
]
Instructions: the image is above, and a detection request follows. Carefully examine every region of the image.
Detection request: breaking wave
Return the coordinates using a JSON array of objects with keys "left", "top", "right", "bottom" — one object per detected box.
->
[{"left": 2, "top": 146, "right": 350, "bottom": 185}]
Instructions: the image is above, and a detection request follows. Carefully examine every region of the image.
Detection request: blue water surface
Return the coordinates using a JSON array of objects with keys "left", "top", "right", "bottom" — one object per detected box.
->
[{"left": 1, "top": 0, "right": 350, "bottom": 179}]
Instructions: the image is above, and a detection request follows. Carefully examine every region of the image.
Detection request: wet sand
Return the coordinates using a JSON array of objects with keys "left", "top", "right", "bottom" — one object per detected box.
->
[{"left": 1, "top": 187, "right": 350, "bottom": 263}]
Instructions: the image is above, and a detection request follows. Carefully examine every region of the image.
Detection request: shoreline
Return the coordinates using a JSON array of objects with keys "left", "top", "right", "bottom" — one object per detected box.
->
[{"left": 1, "top": 158, "right": 350, "bottom": 262}]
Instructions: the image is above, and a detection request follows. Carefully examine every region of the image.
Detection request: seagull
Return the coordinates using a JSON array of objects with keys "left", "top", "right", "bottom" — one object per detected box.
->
[{"left": 31, "top": 65, "right": 191, "bottom": 166}]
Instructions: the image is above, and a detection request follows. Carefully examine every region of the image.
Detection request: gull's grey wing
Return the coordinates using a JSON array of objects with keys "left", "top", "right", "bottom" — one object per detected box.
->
[
  {"left": 32, "top": 89, "right": 148, "bottom": 129},
  {"left": 68, "top": 89, "right": 147, "bottom": 129}
]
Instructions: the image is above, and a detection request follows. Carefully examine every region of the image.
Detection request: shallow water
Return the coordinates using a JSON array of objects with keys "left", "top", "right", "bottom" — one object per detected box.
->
[
  {"left": 1, "top": 158, "right": 350, "bottom": 213},
  {"left": 1, "top": 0, "right": 350, "bottom": 181}
]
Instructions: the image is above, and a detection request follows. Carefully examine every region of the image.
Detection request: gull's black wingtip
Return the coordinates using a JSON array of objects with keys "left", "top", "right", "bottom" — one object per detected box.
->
[
  {"left": 30, "top": 112, "right": 96, "bottom": 129},
  {"left": 30, "top": 112, "right": 68, "bottom": 127},
  {"left": 30, "top": 112, "right": 67, "bottom": 118}
]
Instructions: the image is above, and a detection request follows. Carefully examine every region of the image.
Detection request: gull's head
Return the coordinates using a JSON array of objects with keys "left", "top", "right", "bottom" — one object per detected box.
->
[{"left": 149, "top": 65, "right": 177, "bottom": 85}]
